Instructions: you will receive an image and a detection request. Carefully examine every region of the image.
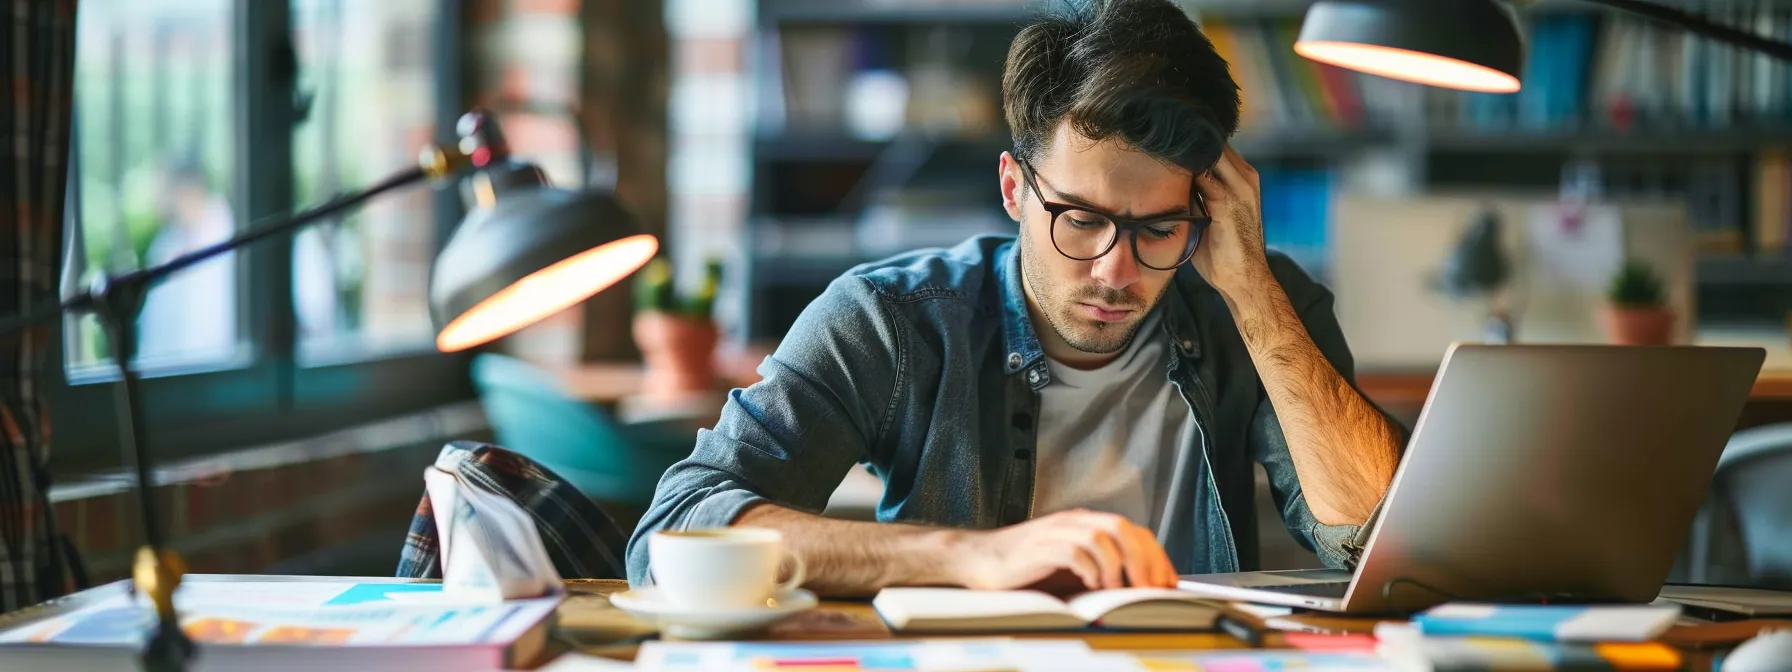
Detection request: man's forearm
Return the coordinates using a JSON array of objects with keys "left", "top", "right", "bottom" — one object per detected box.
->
[
  {"left": 734, "top": 502, "right": 966, "bottom": 596},
  {"left": 1226, "top": 275, "right": 1400, "bottom": 525}
]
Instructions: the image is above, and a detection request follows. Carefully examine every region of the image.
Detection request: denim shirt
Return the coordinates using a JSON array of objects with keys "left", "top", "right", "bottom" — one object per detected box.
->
[{"left": 626, "top": 235, "right": 1395, "bottom": 586}]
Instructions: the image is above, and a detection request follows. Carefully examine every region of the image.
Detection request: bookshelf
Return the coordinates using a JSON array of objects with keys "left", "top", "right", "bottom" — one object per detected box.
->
[
  {"left": 742, "top": 0, "right": 1792, "bottom": 339},
  {"left": 1424, "top": 127, "right": 1792, "bottom": 154}
]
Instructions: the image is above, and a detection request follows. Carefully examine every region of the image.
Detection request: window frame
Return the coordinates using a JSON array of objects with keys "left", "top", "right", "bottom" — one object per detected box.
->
[{"left": 49, "top": 0, "right": 476, "bottom": 476}]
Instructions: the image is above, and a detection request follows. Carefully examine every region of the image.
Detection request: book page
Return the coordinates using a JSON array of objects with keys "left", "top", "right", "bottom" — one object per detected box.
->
[
  {"left": 457, "top": 480, "right": 563, "bottom": 594},
  {"left": 423, "top": 467, "right": 461, "bottom": 562},
  {"left": 1065, "top": 588, "right": 1215, "bottom": 623},
  {"left": 873, "top": 588, "right": 1070, "bottom": 624}
]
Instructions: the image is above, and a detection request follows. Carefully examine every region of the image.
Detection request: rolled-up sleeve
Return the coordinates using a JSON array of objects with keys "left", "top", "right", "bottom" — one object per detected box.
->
[
  {"left": 1250, "top": 398, "right": 1374, "bottom": 569},
  {"left": 624, "top": 275, "right": 901, "bottom": 585},
  {"left": 1249, "top": 255, "right": 1406, "bottom": 570}
]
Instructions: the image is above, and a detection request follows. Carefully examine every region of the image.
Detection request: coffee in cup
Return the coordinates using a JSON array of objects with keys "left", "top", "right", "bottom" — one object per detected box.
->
[{"left": 648, "top": 527, "right": 806, "bottom": 610}]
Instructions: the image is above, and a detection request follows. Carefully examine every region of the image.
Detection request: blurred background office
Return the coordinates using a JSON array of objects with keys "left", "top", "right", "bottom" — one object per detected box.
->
[{"left": 24, "top": 0, "right": 1792, "bottom": 606}]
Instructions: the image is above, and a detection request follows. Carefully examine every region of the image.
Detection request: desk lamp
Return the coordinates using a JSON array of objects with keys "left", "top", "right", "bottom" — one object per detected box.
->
[
  {"left": 1293, "top": 0, "right": 1792, "bottom": 93},
  {"left": 0, "top": 110, "right": 658, "bottom": 671}
]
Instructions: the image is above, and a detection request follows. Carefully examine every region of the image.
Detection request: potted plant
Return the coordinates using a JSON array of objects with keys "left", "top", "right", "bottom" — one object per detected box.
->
[
  {"left": 1600, "top": 259, "right": 1674, "bottom": 346},
  {"left": 632, "top": 257, "right": 724, "bottom": 398}
]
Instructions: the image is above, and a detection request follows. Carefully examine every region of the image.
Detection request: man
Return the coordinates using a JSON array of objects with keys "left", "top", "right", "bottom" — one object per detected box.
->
[
  {"left": 138, "top": 160, "right": 237, "bottom": 362},
  {"left": 627, "top": 0, "right": 1404, "bottom": 594}
]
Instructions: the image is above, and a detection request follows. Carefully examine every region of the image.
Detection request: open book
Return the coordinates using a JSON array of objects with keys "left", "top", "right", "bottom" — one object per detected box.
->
[
  {"left": 872, "top": 587, "right": 1224, "bottom": 632},
  {"left": 425, "top": 453, "right": 562, "bottom": 602}
]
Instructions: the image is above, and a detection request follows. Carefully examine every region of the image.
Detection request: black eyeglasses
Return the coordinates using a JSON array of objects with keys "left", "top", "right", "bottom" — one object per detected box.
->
[{"left": 1016, "top": 157, "right": 1209, "bottom": 271}]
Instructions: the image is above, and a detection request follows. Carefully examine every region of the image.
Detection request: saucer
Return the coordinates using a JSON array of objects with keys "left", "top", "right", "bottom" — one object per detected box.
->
[{"left": 608, "top": 587, "right": 818, "bottom": 640}]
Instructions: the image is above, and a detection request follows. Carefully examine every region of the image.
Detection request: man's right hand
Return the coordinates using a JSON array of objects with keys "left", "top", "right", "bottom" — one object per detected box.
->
[{"left": 950, "top": 509, "right": 1178, "bottom": 591}]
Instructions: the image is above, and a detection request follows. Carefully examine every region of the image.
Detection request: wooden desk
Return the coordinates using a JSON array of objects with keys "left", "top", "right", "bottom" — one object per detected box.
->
[
  {"left": 547, "top": 580, "right": 1742, "bottom": 670},
  {"left": 553, "top": 579, "right": 1250, "bottom": 664}
]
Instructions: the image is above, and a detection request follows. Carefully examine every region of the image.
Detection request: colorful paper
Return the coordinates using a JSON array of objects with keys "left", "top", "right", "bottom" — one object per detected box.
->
[
  {"left": 1413, "top": 603, "right": 1680, "bottom": 642},
  {"left": 1135, "top": 651, "right": 1391, "bottom": 671},
  {"left": 0, "top": 580, "right": 558, "bottom": 649},
  {"left": 635, "top": 639, "right": 1118, "bottom": 671}
]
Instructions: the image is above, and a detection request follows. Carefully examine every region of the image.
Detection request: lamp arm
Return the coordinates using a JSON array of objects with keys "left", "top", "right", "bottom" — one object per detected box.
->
[
  {"left": 1576, "top": 0, "right": 1792, "bottom": 61},
  {"left": 1, "top": 160, "right": 456, "bottom": 339},
  {"left": 125, "top": 166, "right": 432, "bottom": 294}
]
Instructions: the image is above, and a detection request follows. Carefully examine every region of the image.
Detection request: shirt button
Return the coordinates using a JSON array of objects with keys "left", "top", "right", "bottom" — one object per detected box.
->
[
  {"left": 1007, "top": 352, "right": 1022, "bottom": 370},
  {"left": 1027, "top": 369, "right": 1041, "bottom": 384},
  {"left": 1180, "top": 339, "right": 1194, "bottom": 352}
]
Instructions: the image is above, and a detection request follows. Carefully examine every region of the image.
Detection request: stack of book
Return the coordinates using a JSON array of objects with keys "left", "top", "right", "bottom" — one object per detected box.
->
[
  {"left": 0, "top": 578, "right": 560, "bottom": 670},
  {"left": 1375, "top": 603, "right": 1685, "bottom": 671},
  {"left": 1424, "top": 8, "right": 1792, "bottom": 132}
]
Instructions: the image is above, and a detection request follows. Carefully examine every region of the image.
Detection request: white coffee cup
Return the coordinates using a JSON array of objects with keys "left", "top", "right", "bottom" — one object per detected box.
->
[{"left": 648, "top": 527, "right": 806, "bottom": 610}]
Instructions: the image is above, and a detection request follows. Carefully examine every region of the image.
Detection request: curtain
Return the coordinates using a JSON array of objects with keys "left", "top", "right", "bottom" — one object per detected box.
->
[{"left": 0, "top": 0, "right": 81, "bottom": 611}]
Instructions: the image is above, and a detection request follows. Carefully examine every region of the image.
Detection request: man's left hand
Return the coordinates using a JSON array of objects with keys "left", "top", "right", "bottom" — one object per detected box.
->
[{"left": 1191, "top": 144, "right": 1272, "bottom": 299}]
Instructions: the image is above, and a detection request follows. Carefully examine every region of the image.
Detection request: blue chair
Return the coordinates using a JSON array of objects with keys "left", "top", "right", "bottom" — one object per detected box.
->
[{"left": 469, "top": 353, "right": 694, "bottom": 510}]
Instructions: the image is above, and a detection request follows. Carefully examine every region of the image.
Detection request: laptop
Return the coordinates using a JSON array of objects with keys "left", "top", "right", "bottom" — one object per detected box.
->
[{"left": 1178, "top": 344, "right": 1765, "bottom": 614}]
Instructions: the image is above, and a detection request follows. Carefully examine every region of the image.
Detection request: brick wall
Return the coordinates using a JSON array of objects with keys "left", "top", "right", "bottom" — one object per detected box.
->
[
  {"left": 467, "top": 0, "right": 671, "bottom": 366},
  {"left": 52, "top": 405, "right": 489, "bottom": 583},
  {"left": 580, "top": 0, "right": 669, "bottom": 362},
  {"left": 666, "top": 0, "right": 750, "bottom": 335}
]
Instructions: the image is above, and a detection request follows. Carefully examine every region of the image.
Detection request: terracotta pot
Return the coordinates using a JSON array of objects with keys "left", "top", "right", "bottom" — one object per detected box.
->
[
  {"left": 633, "top": 311, "right": 720, "bottom": 397},
  {"left": 1599, "top": 304, "right": 1675, "bottom": 346}
]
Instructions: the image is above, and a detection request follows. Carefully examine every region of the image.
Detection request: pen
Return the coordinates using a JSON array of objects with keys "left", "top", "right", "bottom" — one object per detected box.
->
[{"left": 1217, "top": 614, "right": 1265, "bottom": 648}]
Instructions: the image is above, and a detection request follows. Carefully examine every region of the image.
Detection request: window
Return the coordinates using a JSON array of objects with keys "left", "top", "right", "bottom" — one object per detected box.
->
[
  {"left": 291, "top": 0, "right": 443, "bottom": 362},
  {"left": 68, "top": 0, "right": 241, "bottom": 373},
  {"left": 55, "top": 0, "right": 475, "bottom": 473}
]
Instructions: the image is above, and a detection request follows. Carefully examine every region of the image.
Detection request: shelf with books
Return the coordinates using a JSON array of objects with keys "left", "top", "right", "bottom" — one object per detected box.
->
[
  {"left": 754, "top": 134, "right": 1010, "bottom": 162},
  {"left": 761, "top": 0, "right": 1321, "bottom": 25},
  {"left": 748, "top": 254, "right": 869, "bottom": 286},
  {"left": 1698, "top": 254, "right": 1792, "bottom": 286},
  {"left": 1424, "top": 126, "right": 1792, "bottom": 154},
  {"left": 762, "top": 0, "right": 1037, "bottom": 25},
  {"left": 753, "top": 127, "right": 1400, "bottom": 164},
  {"left": 1233, "top": 124, "right": 1400, "bottom": 157},
  {"left": 749, "top": 126, "right": 1792, "bottom": 161}
]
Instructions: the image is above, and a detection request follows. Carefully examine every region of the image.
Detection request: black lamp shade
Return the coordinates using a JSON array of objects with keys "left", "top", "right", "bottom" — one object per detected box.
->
[
  {"left": 1295, "top": 0, "right": 1525, "bottom": 93},
  {"left": 430, "top": 161, "right": 658, "bottom": 352}
]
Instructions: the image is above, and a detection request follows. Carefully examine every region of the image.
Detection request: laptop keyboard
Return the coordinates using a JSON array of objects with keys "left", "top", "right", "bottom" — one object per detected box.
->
[{"left": 1252, "top": 582, "right": 1351, "bottom": 597}]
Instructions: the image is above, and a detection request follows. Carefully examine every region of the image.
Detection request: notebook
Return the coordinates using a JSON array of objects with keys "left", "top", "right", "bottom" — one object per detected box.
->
[
  {"left": 1412, "top": 603, "right": 1681, "bottom": 642},
  {"left": 871, "top": 587, "right": 1223, "bottom": 632},
  {"left": 1376, "top": 623, "right": 1681, "bottom": 671},
  {"left": 1657, "top": 585, "right": 1792, "bottom": 618},
  {"left": 0, "top": 577, "right": 559, "bottom": 671}
]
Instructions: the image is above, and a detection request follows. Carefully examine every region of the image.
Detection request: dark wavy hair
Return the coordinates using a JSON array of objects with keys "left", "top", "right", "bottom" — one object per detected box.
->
[{"left": 1003, "top": 0, "right": 1239, "bottom": 176}]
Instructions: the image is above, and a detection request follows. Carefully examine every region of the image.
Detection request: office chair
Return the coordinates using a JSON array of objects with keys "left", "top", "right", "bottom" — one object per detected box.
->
[
  {"left": 1686, "top": 423, "right": 1792, "bottom": 588},
  {"left": 469, "top": 353, "right": 695, "bottom": 512}
]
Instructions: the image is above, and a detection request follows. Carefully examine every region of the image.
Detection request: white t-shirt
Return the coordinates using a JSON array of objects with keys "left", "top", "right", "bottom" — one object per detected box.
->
[{"left": 1032, "top": 310, "right": 1191, "bottom": 534}]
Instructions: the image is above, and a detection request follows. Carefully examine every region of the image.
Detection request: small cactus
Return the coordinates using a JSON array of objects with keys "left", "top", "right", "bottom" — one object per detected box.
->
[
  {"left": 633, "top": 257, "right": 724, "bottom": 318},
  {"left": 682, "top": 258, "right": 724, "bottom": 318},
  {"left": 1607, "top": 259, "right": 1665, "bottom": 309},
  {"left": 633, "top": 257, "right": 677, "bottom": 314}
]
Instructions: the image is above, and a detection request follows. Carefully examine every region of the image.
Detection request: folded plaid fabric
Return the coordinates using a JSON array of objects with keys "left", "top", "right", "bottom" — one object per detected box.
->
[{"left": 396, "top": 440, "right": 630, "bottom": 580}]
